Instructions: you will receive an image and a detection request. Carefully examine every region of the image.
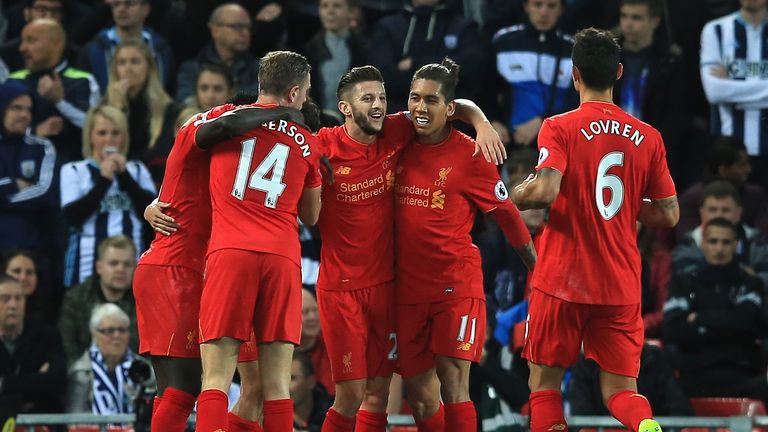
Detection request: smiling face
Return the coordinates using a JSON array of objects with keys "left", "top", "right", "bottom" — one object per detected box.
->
[
  {"left": 407, "top": 78, "right": 455, "bottom": 143},
  {"left": 340, "top": 80, "right": 386, "bottom": 136}
]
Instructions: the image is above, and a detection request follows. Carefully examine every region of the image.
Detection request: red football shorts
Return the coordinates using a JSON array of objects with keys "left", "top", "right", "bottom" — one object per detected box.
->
[
  {"left": 396, "top": 297, "right": 486, "bottom": 378},
  {"left": 199, "top": 249, "right": 302, "bottom": 346},
  {"left": 134, "top": 264, "right": 203, "bottom": 358},
  {"left": 316, "top": 282, "right": 396, "bottom": 382},
  {"left": 523, "top": 288, "right": 643, "bottom": 377}
]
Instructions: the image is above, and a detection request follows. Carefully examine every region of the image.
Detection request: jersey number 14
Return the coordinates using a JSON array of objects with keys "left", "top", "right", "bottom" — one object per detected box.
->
[{"left": 231, "top": 138, "right": 290, "bottom": 208}]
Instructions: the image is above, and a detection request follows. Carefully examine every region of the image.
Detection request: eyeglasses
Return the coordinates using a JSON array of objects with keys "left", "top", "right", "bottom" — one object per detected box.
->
[
  {"left": 96, "top": 326, "right": 129, "bottom": 336},
  {"left": 216, "top": 22, "right": 252, "bottom": 32},
  {"left": 111, "top": 0, "right": 144, "bottom": 8}
]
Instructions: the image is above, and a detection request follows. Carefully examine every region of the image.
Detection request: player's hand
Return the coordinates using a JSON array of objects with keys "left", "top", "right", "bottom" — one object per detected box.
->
[
  {"left": 512, "top": 173, "right": 535, "bottom": 204},
  {"left": 473, "top": 121, "right": 506, "bottom": 165},
  {"left": 491, "top": 120, "right": 511, "bottom": 146},
  {"left": 144, "top": 201, "right": 179, "bottom": 236},
  {"left": 513, "top": 116, "right": 542, "bottom": 146},
  {"left": 320, "top": 155, "right": 334, "bottom": 185},
  {"left": 35, "top": 116, "right": 64, "bottom": 137},
  {"left": 37, "top": 73, "right": 64, "bottom": 102}
]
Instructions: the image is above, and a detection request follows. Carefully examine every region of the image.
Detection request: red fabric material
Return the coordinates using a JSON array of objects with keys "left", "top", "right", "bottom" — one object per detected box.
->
[
  {"left": 445, "top": 401, "right": 477, "bottom": 432},
  {"left": 195, "top": 389, "right": 228, "bottom": 432},
  {"left": 321, "top": 408, "right": 355, "bottom": 432},
  {"left": 355, "top": 409, "right": 388, "bottom": 432},
  {"left": 152, "top": 388, "right": 196, "bottom": 432},
  {"left": 263, "top": 398, "right": 293, "bottom": 432},
  {"left": 529, "top": 390, "right": 567, "bottom": 432},
  {"left": 607, "top": 390, "right": 654, "bottom": 432},
  {"left": 227, "top": 411, "right": 263, "bottom": 432}
]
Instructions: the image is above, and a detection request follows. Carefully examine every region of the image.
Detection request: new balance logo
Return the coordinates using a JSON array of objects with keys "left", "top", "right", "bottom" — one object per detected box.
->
[
  {"left": 336, "top": 166, "right": 351, "bottom": 175},
  {"left": 457, "top": 342, "right": 472, "bottom": 351}
]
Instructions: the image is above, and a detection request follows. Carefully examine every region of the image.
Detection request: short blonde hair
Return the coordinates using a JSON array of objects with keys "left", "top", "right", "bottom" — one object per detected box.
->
[
  {"left": 96, "top": 235, "right": 137, "bottom": 260},
  {"left": 81, "top": 105, "right": 130, "bottom": 159}
]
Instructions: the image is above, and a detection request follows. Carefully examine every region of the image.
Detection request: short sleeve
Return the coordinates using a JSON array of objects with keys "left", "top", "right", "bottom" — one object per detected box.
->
[
  {"left": 536, "top": 117, "right": 567, "bottom": 174},
  {"left": 60, "top": 163, "right": 84, "bottom": 207},
  {"left": 465, "top": 150, "right": 510, "bottom": 214},
  {"left": 645, "top": 135, "right": 677, "bottom": 200}
]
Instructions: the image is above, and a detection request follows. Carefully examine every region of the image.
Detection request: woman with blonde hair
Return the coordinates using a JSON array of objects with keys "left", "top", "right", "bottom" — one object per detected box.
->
[
  {"left": 60, "top": 105, "right": 156, "bottom": 286},
  {"left": 104, "top": 40, "right": 178, "bottom": 184}
]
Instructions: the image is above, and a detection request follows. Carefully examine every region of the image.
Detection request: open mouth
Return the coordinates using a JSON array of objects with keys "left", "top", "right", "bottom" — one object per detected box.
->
[
  {"left": 414, "top": 116, "right": 430, "bottom": 126},
  {"left": 369, "top": 111, "right": 383, "bottom": 121}
]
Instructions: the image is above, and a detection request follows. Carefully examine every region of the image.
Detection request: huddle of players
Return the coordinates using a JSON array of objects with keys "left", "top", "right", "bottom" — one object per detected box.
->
[{"left": 134, "top": 27, "right": 678, "bottom": 432}]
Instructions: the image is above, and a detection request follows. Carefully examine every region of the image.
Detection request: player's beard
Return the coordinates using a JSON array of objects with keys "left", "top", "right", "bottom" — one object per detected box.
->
[{"left": 351, "top": 107, "right": 383, "bottom": 136}]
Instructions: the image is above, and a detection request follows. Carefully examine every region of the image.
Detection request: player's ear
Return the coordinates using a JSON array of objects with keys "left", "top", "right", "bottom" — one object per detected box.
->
[
  {"left": 338, "top": 100, "right": 352, "bottom": 117},
  {"left": 616, "top": 63, "right": 624, "bottom": 81},
  {"left": 288, "top": 85, "right": 300, "bottom": 104},
  {"left": 446, "top": 100, "right": 456, "bottom": 117},
  {"left": 571, "top": 65, "right": 581, "bottom": 91}
]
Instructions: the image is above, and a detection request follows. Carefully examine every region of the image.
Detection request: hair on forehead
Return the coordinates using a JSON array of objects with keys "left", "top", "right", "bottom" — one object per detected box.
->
[{"left": 337, "top": 65, "right": 385, "bottom": 101}]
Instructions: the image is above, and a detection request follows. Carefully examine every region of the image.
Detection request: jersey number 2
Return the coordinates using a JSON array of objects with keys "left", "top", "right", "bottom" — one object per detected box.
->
[
  {"left": 231, "top": 138, "right": 290, "bottom": 208},
  {"left": 595, "top": 151, "right": 624, "bottom": 220}
]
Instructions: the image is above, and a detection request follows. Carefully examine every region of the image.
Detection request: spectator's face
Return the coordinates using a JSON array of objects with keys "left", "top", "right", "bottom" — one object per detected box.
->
[
  {"left": 301, "top": 289, "right": 320, "bottom": 339},
  {"left": 96, "top": 246, "right": 136, "bottom": 292},
  {"left": 289, "top": 359, "right": 315, "bottom": 405},
  {"left": 619, "top": 3, "right": 659, "bottom": 46},
  {"left": 114, "top": 46, "right": 150, "bottom": 94},
  {"left": 320, "top": 0, "right": 352, "bottom": 33},
  {"left": 2, "top": 95, "right": 33, "bottom": 135},
  {"left": 525, "top": 0, "right": 563, "bottom": 32},
  {"left": 0, "top": 282, "right": 25, "bottom": 330},
  {"left": 700, "top": 196, "right": 743, "bottom": 225},
  {"left": 92, "top": 315, "right": 130, "bottom": 359},
  {"left": 211, "top": 7, "right": 252, "bottom": 54},
  {"left": 5, "top": 255, "right": 38, "bottom": 296},
  {"left": 719, "top": 151, "right": 752, "bottom": 186},
  {"left": 19, "top": 24, "right": 58, "bottom": 72},
  {"left": 341, "top": 80, "right": 386, "bottom": 135},
  {"left": 90, "top": 114, "right": 126, "bottom": 161},
  {"left": 701, "top": 225, "right": 738, "bottom": 265},
  {"left": 196, "top": 71, "right": 232, "bottom": 111},
  {"left": 23, "top": 0, "right": 63, "bottom": 23},
  {"left": 408, "top": 78, "right": 454, "bottom": 139},
  {"left": 111, "top": 0, "right": 150, "bottom": 30},
  {"left": 741, "top": 0, "right": 768, "bottom": 14}
]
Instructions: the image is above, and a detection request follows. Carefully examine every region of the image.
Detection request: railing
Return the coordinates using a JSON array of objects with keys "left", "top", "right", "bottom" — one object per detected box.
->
[{"left": 14, "top": 413, "right": 766, "bottom": 432}]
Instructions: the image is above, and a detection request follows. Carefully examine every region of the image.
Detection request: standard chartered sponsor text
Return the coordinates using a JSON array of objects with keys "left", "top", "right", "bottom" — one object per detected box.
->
[{"left": 337, "top": 174, "right": 386, "bottom": 202}]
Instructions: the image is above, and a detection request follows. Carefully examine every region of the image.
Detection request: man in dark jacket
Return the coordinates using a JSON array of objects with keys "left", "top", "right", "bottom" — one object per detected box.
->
[
  {"left": 175, "top": 3, "right": 259, "bottom": 104},
  {"left": 0, "top": 80, "right": 58, "bottom": 251},
  {"left": 664, "top": 217, "right": 768, "bottom": 404},
  {"left": 370, "top": 0, "right": 488, "bottom": 113},
  {"left": 0, "top": 275, "right": 67, "bottom": 425},
  {"left": 301, "top": 0, "right": 368, "bottom": 124},
  {"left": 77, "top": 0, "right": 174, "bottom": 94}
]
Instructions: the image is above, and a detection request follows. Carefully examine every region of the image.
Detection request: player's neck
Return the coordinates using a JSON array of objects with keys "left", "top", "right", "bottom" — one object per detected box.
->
[
  {"left": 416, "top": 125, "right": 451, "bottom": 145},
  {"left": 741, "top": 7, "right": 768, "bottom": 27},
  {"left": 579, "top": 88, "right": 614, "bottom": 105},
  {"left": 256, "top": 94, "right": 282, "bottom": 107},
  {"left": 344, "top": 122, "right": 377, "bottom": 144}
]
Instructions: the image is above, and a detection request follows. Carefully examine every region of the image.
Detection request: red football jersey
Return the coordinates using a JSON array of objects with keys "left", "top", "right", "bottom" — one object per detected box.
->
[
  {"left": 207, "top": 105, "right": 322, "bottom": 266},
  {"left": 316, "top": 112, "right": 415, "bottom": 291},
  {"left": 138, "top": 104, "right": 235, "bottom": 274},
  {"left": 531, "top": 101, "right": 677, "bottom": 305},
  {"left": 394, "top": 128, "right": 529, "bottom": 304}
]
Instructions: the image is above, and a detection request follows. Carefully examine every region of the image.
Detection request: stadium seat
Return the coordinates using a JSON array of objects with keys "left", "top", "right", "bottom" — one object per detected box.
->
[
  {"left": 66, "top": 427, "right": 99, "bottom": 432},
  {"left": 389, "top": 427, "right": 417, "bottom": 432},
  {"left": 689, "top": 397, "right": 767, "bottom": 416},
  {"left": 15, "top": 427, "right": 50, "bottom": 432}
]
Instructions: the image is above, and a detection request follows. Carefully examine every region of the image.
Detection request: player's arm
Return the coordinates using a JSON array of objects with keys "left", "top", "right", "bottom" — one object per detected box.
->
[
  {"left": 144, "top": 196, "right": 179, "bottom": 236},
  {"left": 195, "top": 107, "right": 306, "bottom": 150},
  {"left": 298, "top": 186, "right": 322, "bottom": 226},
  {"left": 511, "top": 168, "right": 562, "bottom": 211},
  {"left": 490, "top": 206, "right": 537, "bottom": 271},
  {"left": 638, "top": 196, "right": 680, "bottom": 228},
  {"left": 451, "top": 99, "right": 506, "bottom": 164}
]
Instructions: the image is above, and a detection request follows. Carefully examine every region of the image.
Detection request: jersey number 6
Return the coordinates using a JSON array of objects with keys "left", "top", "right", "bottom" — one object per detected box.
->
[
  {"left": 595, "top": 151, "right": 625, "bottom": 220},
  {"left": 232, "top": 138, "right": 290, "bottom": 208}
]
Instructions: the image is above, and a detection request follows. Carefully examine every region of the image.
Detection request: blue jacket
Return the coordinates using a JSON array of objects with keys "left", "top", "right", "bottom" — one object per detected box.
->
[
  {"left": 490, "top": 22, "right": 577, "bottom": 128},
  {"left": 0, "top": 131, "right": 58, "bottom": 250},
  {"left": 77, "top": 27, "right": 174, "bottom": 95}
]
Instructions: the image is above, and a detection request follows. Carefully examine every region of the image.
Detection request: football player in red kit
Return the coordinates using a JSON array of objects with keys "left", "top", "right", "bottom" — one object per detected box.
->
[
  {"left": 512, "top": 28, "right": 678, "bottom": 432},
  {"left": 394, "top": 58, "right": 536, "bottom": 432}
]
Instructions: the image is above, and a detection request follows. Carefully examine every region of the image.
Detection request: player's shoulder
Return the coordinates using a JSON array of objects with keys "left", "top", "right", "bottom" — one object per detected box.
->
[{"left": 385, "top": 111, "right": 411, "bottom": 127}]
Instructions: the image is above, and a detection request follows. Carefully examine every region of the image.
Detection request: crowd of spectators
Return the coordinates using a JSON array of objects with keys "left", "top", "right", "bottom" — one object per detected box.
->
[{"left": 1, "top": 0, "right": 768, "bottom": 430}]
